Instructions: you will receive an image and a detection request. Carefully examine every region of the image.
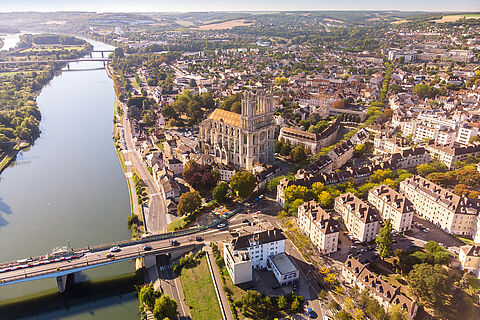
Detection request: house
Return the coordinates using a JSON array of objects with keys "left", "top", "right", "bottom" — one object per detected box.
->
[
  {"left": 327, "top": 140, "right": 355, "bottom": 170},
  {"left": 166, "top": 157, "right": 184, "bottom": 176},
  {"left": 368, "top": 185, "right": 414, "bottom": 232},
  {"left": 335, "top": 193, "right": 380, "bottom": 242},
  {"left": 297, "top": 200, "right": 339, "bottom": 254},
  {"left": 342, "top": 257, "right": 418, "bottom": 319}
]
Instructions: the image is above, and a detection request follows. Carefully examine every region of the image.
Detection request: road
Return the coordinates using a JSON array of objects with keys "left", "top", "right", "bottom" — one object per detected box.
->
[{"left": 119, "top": 99, "right": 168, "bottom": 233}]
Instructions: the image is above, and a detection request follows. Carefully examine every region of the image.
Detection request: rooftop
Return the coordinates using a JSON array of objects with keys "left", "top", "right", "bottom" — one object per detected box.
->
[
  {"left": 269, "top": 252, "right": 297, "bottom": 275},
  {"left": 208, "top": 108, "right": 241, "bottom": 128}
]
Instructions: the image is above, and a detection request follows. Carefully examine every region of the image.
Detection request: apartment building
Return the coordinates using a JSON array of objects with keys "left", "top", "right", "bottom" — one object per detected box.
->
[
  {"left": 457, "top": 125, "right": 479, "bottom": 146},
  {"left": 368, "top": 185, "right": 414, "bottom": 232},
  {"left": 297, "top": 200, "right": 339, "bottom": 254},
  {"left": 335, "top": 193, "right": 380, "bottom": 242},
  {"left": 425, "top": 143, "right": 480, "bottom": 169},
  {"left": 342, "top": 257, "right": 418, "bottom": 319},
  {"left": 224, "top": 228, "right": 296, "bottom": 285},
  {"left": 399, "top": 175, "right": 479, "bottom": 236},
  {"left": 327, "top": 140, "right": 355, "bottom": 170},
  {"left": 389, "top": 147, "right": 431, "bottom": 169},
  {"left": 459, "top": 245, "right": 480, "bottom": 278}
]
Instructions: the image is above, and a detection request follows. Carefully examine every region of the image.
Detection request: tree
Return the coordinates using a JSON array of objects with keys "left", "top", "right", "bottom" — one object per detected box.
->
[
  {"left": 139, "top": 282, "right": 159, "bottom": 310},
  {"left": 177, "top": 191, "right": 201, "bottom": 216},
  {"left": 416, "top": 161, "right": 447, "bottom": 177},
  {"left": 153, "top": 295, "right": 177, "bottom": 320},
  {"left": 230, "top": 171, "right": 256, "bottom": 199},
  {"left": 277, "top": 295, "right": 287, "bottom": 310},
  {"left": 292, "top": 147, "right": 307, "bottom": 163},
  {"left": 335, "top": 310, "right": 352, "bottom": 320},
  {"left": 161, "top": 105, "right": 177, "bottom": 119},
  {"left": 455, "top": 166, "right": 480, "bottom": 187},
  {"left": 231, "top": 101, "right": 241, "bottom": 114},
  {"left": 407, "top": 263, "right": 450, "bottom": 306},
  {"left": 426, "top": 172, "right": 455, "bottom": 187},
  {"left": 376, "top": 219, "right": 393, "bottom": 258},
  {"left": 274, "top": 76, "right": 289, "bottom": 85},
  {"left": 239, "top": 290, "right": 273, "bottom": 320},
  {"left": 182, "top": 160, "right": 217, "bottom": 191},
  {"left": 332, "top": 99, "right": 345, "bottom": 109},
  {"left": 311, "top": 182, "right": 324, "bottom": 197},
  {"left": 318, "top": 191, "right": 335, "bottom": 208},
  {"left": 284, "top": 185, "right": 309, "bottom": 204},
  {"left": 213, "top": 181, "right": 229, "bottom": 202}
]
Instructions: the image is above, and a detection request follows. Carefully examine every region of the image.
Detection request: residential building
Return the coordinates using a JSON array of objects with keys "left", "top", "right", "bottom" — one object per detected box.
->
[
  {"left": 335, "top": 193, "right": 380, "bottom": 242},
  {"left": 457, "top": 125, "right": 479, "bottom": 146},
  {"left": 166, "top": 157, "right": 183, "bottom": 176},
  {"left": 399, "top": 175, "right": 479, "bottom": 236},
  {"left": 459, "top": 245, "right": 480, "bottom": 278},
  {"left": 425, "top": 143, "right": 480, "bottom": 169},
  {"left": 342, "top": 257, "right": 418, "bottom": 319},
  {"left": 297, "top": 200, "right": 339, "bottom": 254},
  {"left": 327, "top": 140, "right": 355, "bottom": 170},
  {"left": 199, "top": 90, "right": 275, "bottom": 171},
  {"left": 368, "top": 185, "right": 414, "bottom": 232},
  {"left": 223, "top": 228, "right": 292, "bottom": 285}
]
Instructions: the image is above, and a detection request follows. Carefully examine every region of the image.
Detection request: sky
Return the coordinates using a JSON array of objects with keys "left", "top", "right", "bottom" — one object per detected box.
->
[{"left": 0, "top": 0, "right": 478, "bottom": 12}]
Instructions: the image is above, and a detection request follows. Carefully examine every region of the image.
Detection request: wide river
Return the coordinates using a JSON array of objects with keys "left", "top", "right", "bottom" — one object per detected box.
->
[{"left": 0, "top": 38, "right": 138, "bottom": 319}]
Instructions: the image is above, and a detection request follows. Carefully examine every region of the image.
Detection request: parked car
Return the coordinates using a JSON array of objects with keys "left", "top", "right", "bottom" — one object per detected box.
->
[{"left": 307, "top": 308, "right": 314, "bottom": 318}]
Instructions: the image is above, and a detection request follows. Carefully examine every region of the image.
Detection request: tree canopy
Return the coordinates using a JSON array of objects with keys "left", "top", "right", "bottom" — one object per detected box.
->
[
  {"left": 230, "top": 171, "right": 256, "bottom": 199},
  {"left": 177, "top": 191, "right": 202, "bottom": 216}
]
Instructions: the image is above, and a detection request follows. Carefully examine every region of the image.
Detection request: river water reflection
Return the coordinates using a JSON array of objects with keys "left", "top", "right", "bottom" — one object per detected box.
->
[{"left": 0, "top": 39, "right": 138, "bottom": 319}]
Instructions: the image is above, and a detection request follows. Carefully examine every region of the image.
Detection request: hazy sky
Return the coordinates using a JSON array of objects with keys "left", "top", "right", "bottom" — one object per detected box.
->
[{"left": 0, "top": 0, "right": 479, "bottom": 12}]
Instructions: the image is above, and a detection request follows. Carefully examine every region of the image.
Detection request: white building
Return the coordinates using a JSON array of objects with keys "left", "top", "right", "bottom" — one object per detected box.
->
[
  {"left": 224, "top": 228, "right": 296, "bottom": 285},
  {"left": 368, "top": 185, "right": 414, "bottom": 232},
  {"left": 335, "top": 193, "right": 380, "bottom": 242},
  {"left": 297, "top": 200, "right": 339, "bottom": 254},
  {"left": 459, "top": 245, "right": 480, "bottom": 278}
]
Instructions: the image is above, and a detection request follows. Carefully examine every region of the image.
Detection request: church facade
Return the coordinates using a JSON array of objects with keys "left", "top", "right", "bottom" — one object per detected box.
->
[{"left": 199, "top": 90, "right": 275, "bottom": 171}]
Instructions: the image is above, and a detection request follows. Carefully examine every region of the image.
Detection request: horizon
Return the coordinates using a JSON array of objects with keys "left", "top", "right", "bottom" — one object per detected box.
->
[{"left": 0, "top": 0, "right": 479, "bottom": 14}]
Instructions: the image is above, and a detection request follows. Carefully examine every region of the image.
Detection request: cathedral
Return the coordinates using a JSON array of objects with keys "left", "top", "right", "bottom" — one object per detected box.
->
[{"left": 199, "top": 90, "right": 275, "bottom": 170}]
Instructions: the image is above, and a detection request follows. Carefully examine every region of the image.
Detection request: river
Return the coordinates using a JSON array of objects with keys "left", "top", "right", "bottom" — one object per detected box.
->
[{"left": 0, "top": 39, "right": 138, "bottom": 319}]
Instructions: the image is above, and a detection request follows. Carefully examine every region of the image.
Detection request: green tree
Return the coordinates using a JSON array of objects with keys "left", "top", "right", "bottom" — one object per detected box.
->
[
  {"left": 177, "top": 191, "right": 201, "bottom": 216},
  {"left": 284, "top": 185, "right": 309, "bottom": 204},
  {"left": 335, "top": 309, "right": 353, "bottom": 320},
  {"left": 318, "top": 191, "right": 335, "bottom": 208},
  {"left": 139, "top": 282, "right": 159, "bottom": 310},
  {"left": 239, "top": 290, "right": 273, "bottom": 320},
  {"left": 153, "top": 295, "right": 177, "bottom": 320},
  {"left": 376, "top": 219, "right": 393, "bottom": 259},
  {"left": 230, "top": 171, "right": 256, "bottom": 199},
  {"left": 231, "top": 101, "right": 241, "bottom": 114},
  {"left": 274, "top": 76, "right": 289, "bottom": 85},
  {"left": 277, "top": 295, "right": 287, "bottom": 310},
  {"left": 407, "top": 263, "right": 450, "bottom": 306},
  {"left": 292, "top": 146, "right": 307, "bottom": 163},
  {"left": 417, "top": 161, "right": 447, "bottom": 177},
  {"left": 213, "top": 181, "right": 229, "bottom": 202}
]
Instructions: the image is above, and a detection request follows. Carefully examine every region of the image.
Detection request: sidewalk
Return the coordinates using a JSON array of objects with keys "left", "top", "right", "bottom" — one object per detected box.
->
[{"left": 204, "top": 246, "right": 234, "bottom": 320}]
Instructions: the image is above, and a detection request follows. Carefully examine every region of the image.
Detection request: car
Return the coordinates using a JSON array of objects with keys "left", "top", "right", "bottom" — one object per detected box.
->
[
  {"left": 170, "top": 240, "right": 180, "bottom": 246},
  {"left": 110, "top": 246, "right": 121, "bottom": 252},
  {"left": 106, "top": 253, "right": 114, "bottom": 258},
  {"left": 242, "top": 219, "right": 250, "bottom": 224},
  {"left": 143, "top": 245, "right": 153, "bottom": 251},
  {"left": 195, "top": 236, "right": 203, "bottom": 241},
  {"left": 217, "top": 223, "right": 226, "bottom": 229},
  {"left": 293, "top": 284, "right": 297, "bottom": 292},
  {"left": 307, "top": 308, "right": 314, "bottom": 318}
]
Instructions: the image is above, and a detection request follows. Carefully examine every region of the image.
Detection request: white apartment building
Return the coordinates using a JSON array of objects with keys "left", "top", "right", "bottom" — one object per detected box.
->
[
  {"left": 223, "top": 228, "right": 289, "bottom": 285},
  {"left": 399, "top": 175, "right": 479, "bottom": 236},
  {"left": 425, "top": 143, "right": 480, "bottom": 169},
  {"left": 459, "top": 245, "right": 480, "bottom": 278},
  {"left": 335, "top": 193, "right": 380, "bottom": 242},
  {"left": 297, "top": 200, "right": 339, "bottom": 254},
  {"left": 327, "top": 140, "right": 355, "bottom": 170},
  {"left": 368, "top": 185, "right": 414, "bottom": 232},
  {"left": 457, "top": 125, "right": 479, "bottom": 146}
]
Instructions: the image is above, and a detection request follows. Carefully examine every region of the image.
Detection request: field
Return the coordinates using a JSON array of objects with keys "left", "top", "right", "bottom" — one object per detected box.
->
[
  {"left": 196, "top": 19, "right": 252, "bottom": 30},
  {"left": 324, "top": 18, "right": 345, "bottom": 24},
  {"left": 434, "top": 14, "right": 480, "bottom": 23},
  {"left": 179, "top": 255, "right": 222, "bottom": 320}
]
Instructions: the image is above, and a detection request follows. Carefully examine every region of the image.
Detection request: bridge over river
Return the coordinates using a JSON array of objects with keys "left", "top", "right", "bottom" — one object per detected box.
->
[{"left": 0, "top": 207, "right": 241, "bottom": 293}]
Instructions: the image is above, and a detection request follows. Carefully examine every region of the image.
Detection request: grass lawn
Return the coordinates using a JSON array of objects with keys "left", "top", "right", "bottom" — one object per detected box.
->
[
  {"left": 179, "top": 255, "right": 222, "bottom": 320},
  {"left": 456, "top": 236, "right": 476, "bottom": 246},
  {"left": 167, "top": 216, "right": 188, "bottom": 232}
]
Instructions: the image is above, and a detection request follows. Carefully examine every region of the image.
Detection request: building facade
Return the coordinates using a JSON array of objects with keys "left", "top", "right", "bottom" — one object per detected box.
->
[
  {"left": 368, "top": 185, "right": 414, "bottom": 232},
  {"left": 399, "top": 175, "right": 480, "bottom": 236},
  {"left": 297, "top": 200, "right": 339, "bottom": 254},
  {"left": 335, "top": 192, "right": 380, "bottom": 242},
  {"left": 199, "top": 90, "right": 275, "bottom": 171}
]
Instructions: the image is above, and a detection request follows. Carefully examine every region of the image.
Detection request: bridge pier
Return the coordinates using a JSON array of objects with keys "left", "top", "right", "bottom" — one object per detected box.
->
[
  {"left": 101, "top": 51, "right": 104, "bottom": 58},
  {"left": 56, "top": 275, "right": 68, "bottom": 293}
]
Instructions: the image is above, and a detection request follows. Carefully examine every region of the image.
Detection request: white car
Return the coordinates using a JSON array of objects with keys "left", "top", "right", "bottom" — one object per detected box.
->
[{"left": 110, "top": 246, "right": 121, "bottom": 253}]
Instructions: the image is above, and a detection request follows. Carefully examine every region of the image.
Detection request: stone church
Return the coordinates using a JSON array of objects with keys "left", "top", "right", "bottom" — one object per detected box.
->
[{"left": 199, "top": 90, "right": 275, "bottom": 170}]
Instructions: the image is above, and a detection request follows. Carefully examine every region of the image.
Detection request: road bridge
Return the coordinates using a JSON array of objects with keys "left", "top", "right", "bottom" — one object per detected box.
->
[
  {"left": 0, "top": 58, "right": 111, "bottom": 65},
  {"left": 0, "top": 206, "right": 241, "bottom": 292}
]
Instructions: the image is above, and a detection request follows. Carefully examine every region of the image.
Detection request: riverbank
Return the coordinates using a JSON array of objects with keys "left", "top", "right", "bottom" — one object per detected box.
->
[{"left": 0, "top": 142, "right": 30, "bottom": 175}]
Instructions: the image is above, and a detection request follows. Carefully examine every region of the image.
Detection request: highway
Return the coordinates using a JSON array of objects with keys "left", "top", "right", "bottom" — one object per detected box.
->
[{"left": 0, "top": 58, "right": 111, "bottom": 65}]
